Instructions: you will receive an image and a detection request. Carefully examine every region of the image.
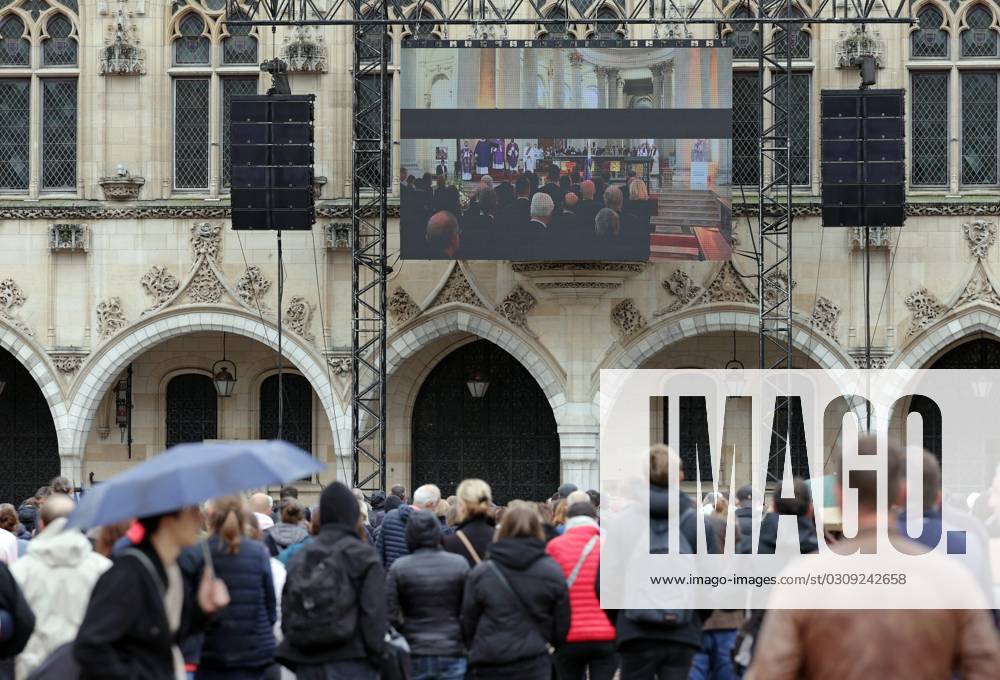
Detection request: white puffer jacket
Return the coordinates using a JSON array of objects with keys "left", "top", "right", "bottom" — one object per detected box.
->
[{"left": 10, "top": 518, "right": 111, "bottom": 679}]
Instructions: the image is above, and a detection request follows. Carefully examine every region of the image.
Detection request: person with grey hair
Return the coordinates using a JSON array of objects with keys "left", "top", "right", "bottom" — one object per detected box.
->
[
  {"left": 378, "top": 484, "right": 441, "bottom": 568},
  {"left": 594, "top": 207, "right": 620, "bottom": 239},
  {"left": 528, "top": 191, "right": 554, "bottom": 234},
  {"left": 601, "top": 185, "right": 648, "bottom": 260}
]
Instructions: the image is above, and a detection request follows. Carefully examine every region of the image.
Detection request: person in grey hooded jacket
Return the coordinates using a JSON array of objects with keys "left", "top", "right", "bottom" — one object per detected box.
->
[{"left": 264, "top": 499, "right": 309, "bottom": 557}]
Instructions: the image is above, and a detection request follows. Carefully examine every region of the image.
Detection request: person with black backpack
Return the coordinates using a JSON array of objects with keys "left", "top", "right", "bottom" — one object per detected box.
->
[
  {"left": 462, "top": 501, "right": 570, "bottom": 680},
  {"left": 276, "top": 482, "right": 385, "bottom": 680},
  {"left": 615, "top": 444, "right": 720, "bottom": 680}
]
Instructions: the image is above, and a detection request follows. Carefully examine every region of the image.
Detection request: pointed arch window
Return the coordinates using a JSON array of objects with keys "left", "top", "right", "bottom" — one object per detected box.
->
[
  {"left": 961, "top": 5, "right": 998, "bottom": 58},
  {"left": 773, "top": 8, "right": 811, "bottom": 60},
  {"left": 911, "top": 6, "right": 949, "bottom": 59},
  {"left": 0, "top": 15, "right": 28, "bottom": 66},
  {"left": 42, "top": 13, "right": 76, "bottom": 66},
  {"left": 174, "top": 13, "right": 209, "bottom": 65},
  {"left": 222, "top": 12, "right": 257, "bottom": 64},
  {"left": 730, "top": 8, "right": 760, "bottom": 61}
]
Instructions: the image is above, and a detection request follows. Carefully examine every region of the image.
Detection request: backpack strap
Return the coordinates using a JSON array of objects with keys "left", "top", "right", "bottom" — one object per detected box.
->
[
  {"left": 455, "top": 529, "right": 481, "bottom": 565},
  {"left": 565, "top": 534, "right": 599, "bottom": 588}
]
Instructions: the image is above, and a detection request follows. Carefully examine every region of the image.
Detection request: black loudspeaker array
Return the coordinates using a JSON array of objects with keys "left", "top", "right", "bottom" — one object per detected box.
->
[
  {"left": 820, "top": 89, "right": 905, "bottom": 228},
  {"left": 230, "top": 94, "right": 315, "bottom": 231}
]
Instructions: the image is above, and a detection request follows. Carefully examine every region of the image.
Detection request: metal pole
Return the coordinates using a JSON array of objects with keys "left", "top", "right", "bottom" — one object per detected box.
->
[{"left": 277, "top": 228, "right": 284, "bottom": 441}]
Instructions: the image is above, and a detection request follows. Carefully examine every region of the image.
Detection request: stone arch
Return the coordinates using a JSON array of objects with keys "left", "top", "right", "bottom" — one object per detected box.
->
[
  {"left": 0, "top": 321, "right": 69, "bottom": 446},
  {"left": 606, "top": 306, "right": 854, "bottom": 373},
  {"left": 387, "top": 304, "right": 567, "bottom": 411},
  {"left": 65, "top": 306, "right": 347, "bottom": 458},
  {"left": 893, "top": 305, "right": 1000, "bottom": 368}
]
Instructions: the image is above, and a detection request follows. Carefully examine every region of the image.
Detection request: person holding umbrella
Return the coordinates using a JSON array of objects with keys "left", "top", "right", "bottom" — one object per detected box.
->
[
  {"left": 74, "top": 506, "right": 228, "bottom": 679},
  {"left": 66, "top": 441, "right": 324, "bottom": 680}
]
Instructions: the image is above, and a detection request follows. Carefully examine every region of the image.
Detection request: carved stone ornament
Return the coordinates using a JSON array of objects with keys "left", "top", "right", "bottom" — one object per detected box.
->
[
  {"left": 388, "top": 288, "right": 421, "bottom": 325},
  {"left": 140, "top": 265, "right": 180, "bottom": 315},
  {"left": 96, "top": 297, "right": 127, "bottom": 339},
  {"left": 955, "top": 261, "right": 1000, "bottom": 308},
  {"left": 325, "top": 223, "right": 351, "bottom": 250},
  {"left": 762, "top": 270, "right": 797, "bottom": 308},
  {"left": 962, "top": 220, "right": 997, "bottom": 260},
  {"left": 49, "top": 224, "right": 88, "bottom": 252},
  {"left": 236, "top": 266, "right": 271, "bottom": 310},
  {"left": 848, "top": 226, "right": 893, "bottom": 250},
  {"left": 283, "top": 296, "right": 315, "bottom": 342},
  {"left": 188, "top": 268, "right": 224, "bottom": 304},
  {"left": 50, "top": 349, "right": 89, "bottom": 374},
  {"left": 495, "top": 285, "right": 537, "bottom": 334},
  {"left": 327, "top": 354, "right": 352, "bottom": 375},
  {"left": 655, "top": 270, "right": 702, "bottom": 316},
  {"left": 811, "top": 296, "right": 841, "bottom": 339},
  {"left": 185, "top": 223, "right": 225, "bottom": 304},
  {"left": 611, "top": 298, "right": 647, "bottom": 340},
  {"left": 98, "top": 175, "right": 145, "bottom": 200},
  {"left": 835, "top": 24, "right": 885, "bottom": 69},
  {"left": 904, "top": 287, "right": 948, "bottom": 338},
  {"left": 849, "top": 347, "right": 893, "bottom": 369},
  {"left": 0, "top": 278, "right": 33, "bottom": 336},
  {"left": 281, "top": 26, "right": 328, "bottom": 72},
  {"left": 100, "top": 1, "right": 146, "bottom": 75},
  {"left": 190, "top": 222, "right": 222, "bottom": 262},
  {"left": 700, "top": 262, "right": 756, "bottom": 305},
  {"left": 429, "top": 266, "right": 485, "bottom": 308}
]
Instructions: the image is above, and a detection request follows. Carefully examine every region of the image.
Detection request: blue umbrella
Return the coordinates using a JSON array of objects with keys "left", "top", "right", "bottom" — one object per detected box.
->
[{"left": 69, "top": 440, "right": 325, "bottom": 530}]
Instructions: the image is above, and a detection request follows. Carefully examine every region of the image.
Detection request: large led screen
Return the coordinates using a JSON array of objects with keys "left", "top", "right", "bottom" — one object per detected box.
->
[{"left": 400, "top": 40, "right": 733, "bottom": 262}]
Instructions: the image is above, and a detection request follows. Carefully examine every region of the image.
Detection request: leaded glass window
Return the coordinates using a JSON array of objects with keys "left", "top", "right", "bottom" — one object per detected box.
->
[
  {"left": 357, "top": 9, "right": 383, "bottom": 62},
  {"left": 0, "top": 79, "right": 29, "bottom": 190},
  {"left": 165, "top": 374, "right": 218, "bottom": 448},
  {"left": 733, "top": 72, "right": 760, "bottom": 185},
  {"left": 730, "top": 9, "right": 760, "bottom": 60},
  {"left": 961, "top": 6, "right": 998, "bottom": 58},
  {"left": 222, "top": 77, "right": 257, "bottom": 187},
  {"left": 41, "top": 79, "right": 76, "bottom": 190},
  {"left": 592, "top": 8, "right": 621, "bottom": 39},
  {"left": 174, "top": 78, "right": 210, "bottom": 189},
  {"left": 404, "top": 11, "right": 437, "bottom": 41},
  {"left": 774, "top": 11, "right": 810, "bottom": 61},
  {"left": 541, "top": 9, "right": 569, "bottom": 38},
  {"left": 0, "top": 16, "right": 28, "bottom": 66},
  {"left": 774, "top": 73, "right": 811, "bottom": 185},
  {"left": 56, "top": 0, "right": 78, "bottom": 12},
  {"left": 911, "top": 72, "right": 949, "bottom": 186},
  {"left": 912, "top": 6, "right": 949, "bottom": 59},
  {"left": 260, "top": 374, "right": 313, "bottom": 455},
  {"left": 222, "top": 13, "right": 257, "bottom": 64},
  {"left": 202, "top": 0, "right": 225, "bottom": 9},
  {"left": 42, "top": 14, "right": 77, "bottom": 66},
  {"left": 961, "top": 72, "right": 998, "bottom": 185},
  {"left": 22, "top": 1, "right": 50, "bottom": 21},
  {"left": 173, "top": 13, "right": 209, "bottom": 65}
]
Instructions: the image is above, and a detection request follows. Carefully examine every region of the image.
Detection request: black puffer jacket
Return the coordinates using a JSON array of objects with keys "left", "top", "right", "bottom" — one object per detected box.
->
[
  {"left": 462, "top": 537, "right": 570, "bottom": 667},
  {"left": 387, "top": 511, "right": 469, "bottom": 656},
  {"left": 442, "top": 515, "right": 495, "bottom": 566},
  {"left": 735, "top": 506, "right": 754, "bottom": 554}
]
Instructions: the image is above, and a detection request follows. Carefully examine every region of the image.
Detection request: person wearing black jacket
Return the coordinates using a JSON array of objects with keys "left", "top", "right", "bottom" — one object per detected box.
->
[
  {"left": 462, "top": 502, "right": 570, "bottom": 680},
  {"left": 734, "top": 485, "right": 755, "bottom": 554},
  {"left": 387, "top": 510, "right": 470, "bottom": 679},
  {"left": 75, "top": 507, "right": 225, "bottom": 680},
  {"left": 442, "top": 479, "right": 495, "bottom": 567},
  {"left": 614, "top": 445, "right": 720, "bottom": 680},
  {"left": 276, "top": 483, "right": 384, "bottom": 679},
  {"left": 0, "top": 560, "right": 34, "bottom": 677}
]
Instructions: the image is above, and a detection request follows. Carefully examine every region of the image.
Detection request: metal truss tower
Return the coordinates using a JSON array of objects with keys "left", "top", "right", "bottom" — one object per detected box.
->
[{"left": 228, "top": 0, "right": 913, "bottom": 492}]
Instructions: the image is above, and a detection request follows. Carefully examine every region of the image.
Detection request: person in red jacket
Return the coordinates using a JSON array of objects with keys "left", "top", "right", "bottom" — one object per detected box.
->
[{"left": 545, "top": 501, "right": 617, "bottom": 680}]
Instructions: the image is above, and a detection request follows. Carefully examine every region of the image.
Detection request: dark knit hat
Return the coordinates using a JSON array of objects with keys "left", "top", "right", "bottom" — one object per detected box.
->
[
  {"left": 557, "top": 482, "right": 578, "bottom": 499},
  {"left": 320, "top": 482, "right": 359, "bottom": 528}
]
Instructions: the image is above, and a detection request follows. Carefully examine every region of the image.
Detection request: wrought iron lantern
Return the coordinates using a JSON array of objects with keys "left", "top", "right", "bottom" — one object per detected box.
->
[
  {"left": 213, "top": 333, "right": 238, "bottom": 398},
  {"left": 465, "top": 367, "right": 490, "bottom": 399}
]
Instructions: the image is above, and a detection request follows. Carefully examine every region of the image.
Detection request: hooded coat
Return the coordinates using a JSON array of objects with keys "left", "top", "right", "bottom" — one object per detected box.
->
[
  {"left": 755, "top": 513, "right": 819, "bottom": 555},
  {"left": 462, "top": 536, "right": 570, "bottom": 669},
  {"left": 387, "top": 510, "right": 469, "bottom": 657},
  {"left": 376, "top": 504, "right": 414, "bottom": 568},
  {"left": 264, "top": 523, "right": 309, "bottom": 557},
  {"left": 11, "top": 518, "right": 112, "bottom": 678},
  {"left": 276, "top": 483, "right": 385, "bottom": 672}
]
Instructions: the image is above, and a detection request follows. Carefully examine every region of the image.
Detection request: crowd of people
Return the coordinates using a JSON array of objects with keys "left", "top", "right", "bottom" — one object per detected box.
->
[
  {"left": 400, "top": 165, "right": 654, "bottom": 261},
  {"left": 0, "top": 442, "right": 998, "bottom": 679}
]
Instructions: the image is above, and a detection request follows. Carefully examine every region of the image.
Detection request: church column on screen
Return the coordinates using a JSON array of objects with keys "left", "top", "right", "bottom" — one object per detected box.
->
[
  {"left": 595, "top": 66, "right": 608, "bottom": 108},
  {"left": 458, "top": 49, "right": 479, "bottom": 108},
  {"left": 550, "top": 49, "right": 566, "bottom": 109},
  {"left": 500, "top": 48, "right": 521, "bottom": 108},
  {"left": 606, "top": 68, "right": 620, "bottom": 109},
  {"left": 569, "top": 52, "right": 583, "bottom": 107},
  {"left": 521, "top": 48, "right": 538, "bottom": 108},
  {"left": 674, "top": 49, "right": 696, "bottom": 179}
]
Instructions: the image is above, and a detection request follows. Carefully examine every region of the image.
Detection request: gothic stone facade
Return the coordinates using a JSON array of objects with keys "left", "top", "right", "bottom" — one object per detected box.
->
[{"left": 0, "top": 1, "right": 999, "bottom": 496}]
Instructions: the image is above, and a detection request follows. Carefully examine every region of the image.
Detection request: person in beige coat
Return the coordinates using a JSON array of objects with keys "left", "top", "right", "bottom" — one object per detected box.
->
[{"left": 11, "top": 494, "right": 111, "bottom": 678}]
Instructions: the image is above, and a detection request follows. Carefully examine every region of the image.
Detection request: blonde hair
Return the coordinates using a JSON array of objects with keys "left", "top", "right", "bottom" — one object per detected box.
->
[
  {"left": 552, "top": 499, "right": 568, "bottom": 526},
  {"left": 456, "top": 478, "right": 492, "bottom": 522},
  {"left": 703, "top": 491, "right": 729, "bottom": 517},
  {"left": 629, "top": 178, "right": 648, "bottom": 201},
  {"left": 649, "top": 443, "right": 682, "bottom": 486},
  {"left": 210, "top": 495, "right": 247, "bottom": 555},
  {"left": 435, "top": 498, "right": 450, "bottom": 518}
]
